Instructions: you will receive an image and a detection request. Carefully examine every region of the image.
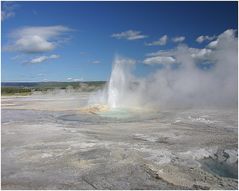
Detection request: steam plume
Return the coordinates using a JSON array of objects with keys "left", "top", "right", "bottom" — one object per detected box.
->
[{"left": 89, "top": 29, "right": 238, "bottom": 110}]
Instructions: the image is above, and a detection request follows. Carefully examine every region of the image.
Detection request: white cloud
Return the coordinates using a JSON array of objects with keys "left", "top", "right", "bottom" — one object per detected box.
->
[
  {"left": 196, "top": 35, "right": 216, "bottom": 43},
  {"left": 5, "top": 25, "right": 72, "bottom": 53},
  {"left": 219, "top": 29, "right": 237, "bottom": 39},
  {"left": 207, "top": 29, "right": 236, "bottom": 49},
  {"left": 145, "top": 46, "right": 214, "bottom": 64},
  {"left": 1, "top": 2, "right": 18, "bottom": 21},
  {"left": 92, "top": 60, "right": 101, "bottom": 64},
  {"left": 29, "top": 56, "right": 48, "bottom": 64},
  {"left": 67, "top": 77, "right": 83, "bottom": 82},
  {"left": 73, "top": 78, "right": 83, "bottom": 82},
  {"left": 144, "top": 56, "right": 176, "bottom": 65},
  {"left": 146, "top": 50, "right": 173, "bottom": 57},
  {"left": 28, "top": 54, "right": 60, "bottom": 64},
  {"left": 111, "top": 30, "right": 147, "bottom": 40},
  {"left": 1, "top": 10, "right": 15, "bottom": 21},
  {"left": 49, "top": 54, "right": 60, "bottom": 59},
  {"left": 146, "top": 35, "right": 168, "bottom": 46},
  {"left": 207, "top": 40, "right": 218, "bottom": 49},
  {"left": 172, "top": 36, "right": 185, "bottom": 43},
  {"left": 144, "top": 29, "right": 237, "bottom": 65},
  {"left": 191, "top": 48, "right": 212, "bottom": 59},
  {"left": 15, "top": 36, "right": 54, "bottom": 53}
]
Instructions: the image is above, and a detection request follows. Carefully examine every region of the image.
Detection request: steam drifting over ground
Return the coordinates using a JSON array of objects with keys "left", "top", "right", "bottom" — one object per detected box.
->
[{"left": 89, "top": 29, "right": 238, "bottom": 110}]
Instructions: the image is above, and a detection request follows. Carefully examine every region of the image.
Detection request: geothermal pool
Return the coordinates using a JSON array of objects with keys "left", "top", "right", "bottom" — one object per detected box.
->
[{"left": 1, "top": 92, "right": 238, "bottom": 190}]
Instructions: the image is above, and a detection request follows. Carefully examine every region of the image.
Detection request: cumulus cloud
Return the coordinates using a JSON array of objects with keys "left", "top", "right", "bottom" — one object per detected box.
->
[
  {"left": 206, "top": 29, "right": 236, "bottom": 49},
  {"left": 4, "top": 25, "right": 72, "bottom": 53},
  {"left": 29, "top": 56, "right": 49, "bottom": 64},
  {"left": 49, "top": 54, "right": 60, "bottom": 59},
  {"left": 144, "top": 49, "right": 178, "bottom": 65},
  {"left": 196, "top": 35, "right": 216, "bottom": 43},
  {"left": 207, "top": 40, "right": 218, "bottom": 49},
  {"left": 111, "top": 30, "right": 147, "bottom": 40},
  {"left": 28, "top": 54, "right": 60, "bottom": 64},
  {"left": 172, "top": 36, "right": 185, "bottom": 43},
  {"left": 143, "top": 56, "right": 176, "bottom": 65},
  {"left": 144, "top": 41, "right": 220, "bottom": 65},
  {"left": 146, "top": 50, "right": 173, "bottom": 57},
  {"left": 145, "top": 35, "right": 168, "bottom": 46},
  {"left": 191, "top": 48, "right": 212, "bottom": 59},
  {"left": 1, "top": 2, "right": 19, "bottom": 21},
  {"left": 73, "top": 78, "right": 83, "bottom": 82},
  {"left": 67, "top": 77, "right": 83, "bottom": 82}
]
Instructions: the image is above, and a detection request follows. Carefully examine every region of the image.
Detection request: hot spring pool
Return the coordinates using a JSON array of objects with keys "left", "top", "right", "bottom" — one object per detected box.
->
[
  {"left": 96, "top": 108, "right": 136, "bottom": 119},
  {"left": 201, "top": 157, "right": 238, "bottom": 179},
  {"left": 57, "top": 107, "right": 160, "bottom": 124}
]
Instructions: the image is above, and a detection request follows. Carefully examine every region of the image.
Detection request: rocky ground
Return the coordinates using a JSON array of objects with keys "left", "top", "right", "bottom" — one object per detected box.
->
[{"left": 1, "top": 93, "right": 238, "bottom": 189}]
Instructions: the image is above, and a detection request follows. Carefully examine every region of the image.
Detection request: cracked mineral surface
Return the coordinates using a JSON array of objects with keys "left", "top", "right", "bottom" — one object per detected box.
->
[{"left": 1, "top": 93, "right": 238, "bottom": 189}]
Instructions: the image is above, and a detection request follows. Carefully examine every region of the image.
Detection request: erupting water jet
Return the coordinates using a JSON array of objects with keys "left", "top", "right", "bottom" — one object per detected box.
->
[
  {"left": 107, "top": 56, "right": 135, "bottom": 109},
  {"left": 86, "top": 56, "right": 145, "bottom": 118}
]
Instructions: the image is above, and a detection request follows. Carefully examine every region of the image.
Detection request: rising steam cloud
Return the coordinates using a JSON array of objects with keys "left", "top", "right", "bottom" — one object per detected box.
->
[{"left": 89, "top": 29, "right": 238, "bottom": 110}]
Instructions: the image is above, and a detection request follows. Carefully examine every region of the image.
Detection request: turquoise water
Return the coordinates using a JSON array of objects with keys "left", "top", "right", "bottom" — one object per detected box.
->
[
  {"left": 97, "top": 108, "right": 134, "bottom": 119},
  {"left": 57, "top": 107, "right": 159, "bottom": 124},
  {"left": 201, "top": 158, "right": 238, "bottom": 179}
]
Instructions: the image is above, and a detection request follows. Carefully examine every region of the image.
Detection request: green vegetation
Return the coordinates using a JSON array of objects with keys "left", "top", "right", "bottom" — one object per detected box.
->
[
  {"left": 1, "top": 81, "right": 106, "bottom": 96},
  {"left": 2, "top": 87, "right": 32, "bottom": 96}
]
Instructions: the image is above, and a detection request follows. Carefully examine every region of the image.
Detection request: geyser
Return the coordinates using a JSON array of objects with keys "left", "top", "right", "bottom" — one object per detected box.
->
[
  {"left": 88, "top": 56, "right": 144, "bottom": 112},
  {"left": 107, "top": 56, "right": 136, "bottom": 109},
  {"left": 88, "top": 29, "right": 237, "bottom": 112},
  {"left": 87, "top": 56, "right": 145, "bottom": 118}
]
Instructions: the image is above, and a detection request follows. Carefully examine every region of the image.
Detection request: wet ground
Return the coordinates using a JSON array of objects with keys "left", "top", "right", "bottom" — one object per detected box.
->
[{"left": 1, "top": 92, "right": 238, "bottom": 189}]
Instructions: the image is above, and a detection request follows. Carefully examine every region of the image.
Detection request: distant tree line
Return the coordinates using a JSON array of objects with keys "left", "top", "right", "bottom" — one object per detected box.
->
[
  {"left": 2, "top": 87, "right": 32, "bottom": 94},
  {"left": 1, "top": 81, "right": 107, "bottom": 95}
]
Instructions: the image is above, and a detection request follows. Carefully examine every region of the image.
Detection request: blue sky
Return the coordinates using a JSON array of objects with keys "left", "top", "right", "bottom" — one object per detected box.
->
[{"left": 1, "top": 1, "right": 237, "bottom": 82}]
